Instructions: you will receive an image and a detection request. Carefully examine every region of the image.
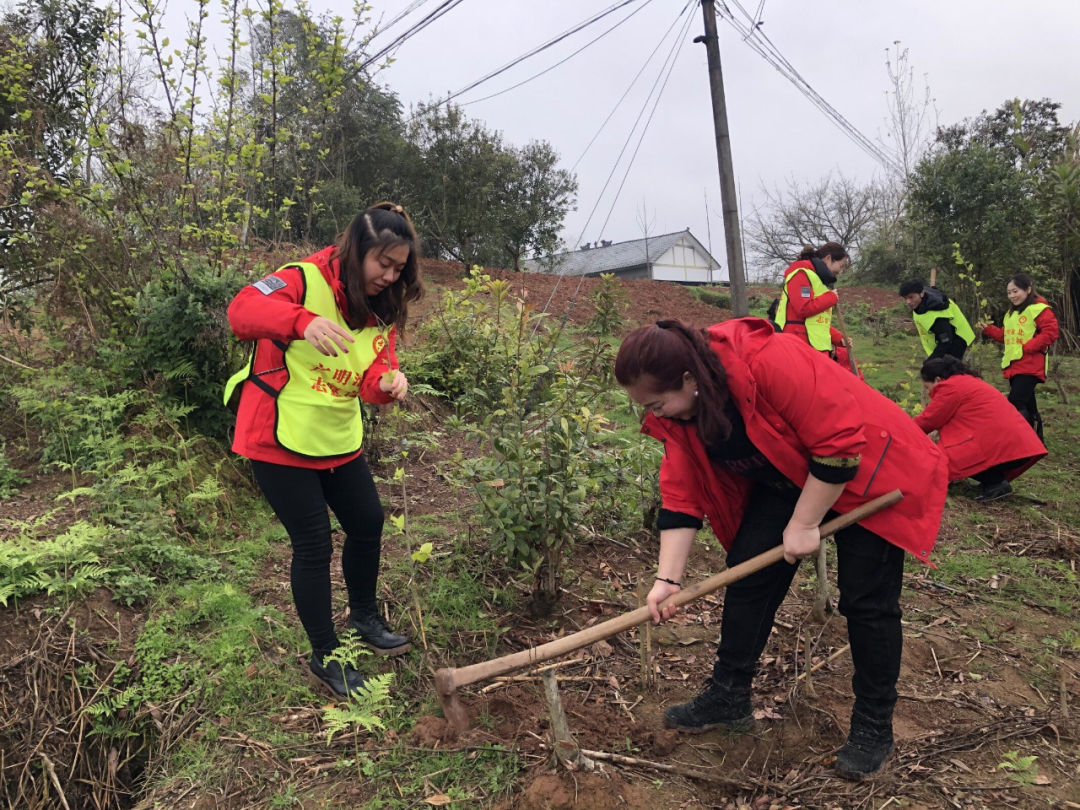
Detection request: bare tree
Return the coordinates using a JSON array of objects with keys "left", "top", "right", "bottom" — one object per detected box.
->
[
  {"left": 746, "top": 172, "right": 880, "bottom": 278},
  {"left": 878, "top": 41, "right": 937, "bottom": 184}
]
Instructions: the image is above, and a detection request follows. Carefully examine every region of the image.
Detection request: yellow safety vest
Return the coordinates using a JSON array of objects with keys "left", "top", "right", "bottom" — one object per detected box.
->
[
  {"left": 774, "top": 265, "right": 833, "bottom": 351},
  {"left": 223, "top": 262, "right": 390, "bottom": 459},
  {"left": 1001, "top": 302, "right": 1050, "bottom": 372},
  {"left": 911, "top": 298, "right": 976, "bottom": 356}
]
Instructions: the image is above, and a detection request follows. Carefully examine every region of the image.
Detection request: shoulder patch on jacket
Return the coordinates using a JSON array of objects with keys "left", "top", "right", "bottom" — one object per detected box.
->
[
  {"left": 800, "top": 287, "right": 812, "bottom": 298},
  {"left": 253, "top": 275, "right": 287, "bottom": 295}
]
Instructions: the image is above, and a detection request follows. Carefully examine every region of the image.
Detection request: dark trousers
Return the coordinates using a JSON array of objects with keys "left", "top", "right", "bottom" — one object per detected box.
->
[
  {"left": 714, "top": 487, "right": 905, "bottom": 721},
  {"left": 251, "top": 455, "right": 384, "bottom": 657},
  {"left": 1008, "top": 375, "right": 1042, "bottom": 436},
  {"left": 972, "top": 459, "right": 1024, "bottom": 488}
]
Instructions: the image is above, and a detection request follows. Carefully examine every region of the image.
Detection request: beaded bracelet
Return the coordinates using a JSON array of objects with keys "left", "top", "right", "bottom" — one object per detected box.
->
[{"left": 655, "top": 576, "right": 682, "bottom": 587}]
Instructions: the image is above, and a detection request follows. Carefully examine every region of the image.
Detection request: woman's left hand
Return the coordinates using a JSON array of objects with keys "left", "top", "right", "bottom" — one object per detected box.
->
[
  {"left": 380, "top": 370, "right": 409, "bottom": 400},
  {"left": 782, "top": 520, "right": 821, "bottom": 565}
]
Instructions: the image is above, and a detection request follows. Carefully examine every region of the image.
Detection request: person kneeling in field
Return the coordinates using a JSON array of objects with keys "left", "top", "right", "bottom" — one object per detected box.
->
[
  {"left": 616, "top": 318, "right": 947, "bottom": 781},
  {"left": 914, "top": 356, "right": 1046, "bottom": 503}
]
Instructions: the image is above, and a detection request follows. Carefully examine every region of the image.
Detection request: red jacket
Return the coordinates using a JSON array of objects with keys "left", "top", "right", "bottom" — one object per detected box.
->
[
  {"left": 227, "top": 246, "right": 397, "bottom": 468},
  {"left": 779, "top": 260, "right": 840, "bottom": 347},
  {"left": 982, "top": 299, "right": 1059, "bottom": 381},
  {"left": 642, "top": 318, "right": 947, "bottom": 563},
  {"left": 913, "top": 374, "right": 1046, "bottom": 482}
]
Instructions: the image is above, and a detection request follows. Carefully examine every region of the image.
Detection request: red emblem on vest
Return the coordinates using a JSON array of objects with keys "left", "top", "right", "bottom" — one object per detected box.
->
[
  {"left": 1018, "top": 316, "right": 1028, "bottom": 325},
  {"left": 372, "top": 334, "right": 387, "bottom": 355}
]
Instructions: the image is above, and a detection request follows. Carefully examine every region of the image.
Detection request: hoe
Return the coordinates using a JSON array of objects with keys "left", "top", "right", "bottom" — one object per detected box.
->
[{"left": 435, "top": 489, "right": 903, "bottom": 731}]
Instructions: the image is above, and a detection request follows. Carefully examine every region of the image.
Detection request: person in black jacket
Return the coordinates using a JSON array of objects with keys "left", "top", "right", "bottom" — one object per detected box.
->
[{"left": 898, "top": 279, "right": 975, "bottom": 360}]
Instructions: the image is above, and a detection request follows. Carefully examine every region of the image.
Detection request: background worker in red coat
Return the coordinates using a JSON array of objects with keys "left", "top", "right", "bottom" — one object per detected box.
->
[
  {"left": 615, "top": 318, "right": 947, "bottom": 781},
  {"left": 772, "top": 242, "right": 853, "bottom": 357},
  {"left": 979, "top": 273, "right": 1059, "bottom": 439},
  {"left": 226, "top": 202, "right": 423, "bottom": 697},
  {"left": 914, "top": 357, "right": 1046, "bottom": 502}
]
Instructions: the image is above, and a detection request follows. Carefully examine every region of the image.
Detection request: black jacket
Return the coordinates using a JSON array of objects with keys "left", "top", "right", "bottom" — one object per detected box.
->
[{"left": 915, "top": 287, "right": 966, "bottom": 360}]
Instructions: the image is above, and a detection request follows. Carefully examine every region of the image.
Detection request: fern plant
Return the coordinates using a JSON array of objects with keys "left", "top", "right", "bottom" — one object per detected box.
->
[
  {"left": 0, "top": 522, "right": 111, "bottom": 607},
  {"left": 320, "top": 631, "right": 395, "bottom": 778}
]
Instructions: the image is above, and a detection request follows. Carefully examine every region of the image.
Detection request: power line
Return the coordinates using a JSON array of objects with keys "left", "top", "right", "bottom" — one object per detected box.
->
[
  {"left": 715, "top": 1, "right": 899, "bottom": 172},
  {"left": 369, "top": 0, "right": 432, "bottom": 41},
  {"left": 544, "top": 5, "right": 694, "bottom": 340},
  {"left": 570, "top": 0, "right": 691, "bottom": 173},
  {"left": 592, "top": 5, "right": 695, "bottom": 242},
  {"left": 458, "top": 0, "right": 657, "bottom": 108},
  {"left": 358, "top": 0, "right": 467, "bottom": 73},
  {"left": 409, "top": 0, "right": 645, "bottom": 120},
  {"left": 531, "top": 1, "right": 695, "bottom": 332},
  {"left": 571, "top": 2, "right": 693, "bottom": 253}
]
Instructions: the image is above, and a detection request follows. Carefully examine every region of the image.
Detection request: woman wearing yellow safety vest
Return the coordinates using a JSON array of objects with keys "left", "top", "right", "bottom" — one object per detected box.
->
[
  {"left": 980, "top": 273, "right": 1059, "bottom": 440},
  {"left": 225, "top": 203, "right": 423, "bottom": 697},
  {"left": 773, "top": 242, "right": 852, "bottom": 358}
]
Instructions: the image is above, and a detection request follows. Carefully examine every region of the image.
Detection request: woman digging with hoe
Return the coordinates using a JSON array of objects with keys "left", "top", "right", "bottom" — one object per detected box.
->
[
  {"left": 615, "top": 318, "right": 948, "bottom": 780},
  {"left": 224, "top": 202, "right": 422, "bottom": 697}
]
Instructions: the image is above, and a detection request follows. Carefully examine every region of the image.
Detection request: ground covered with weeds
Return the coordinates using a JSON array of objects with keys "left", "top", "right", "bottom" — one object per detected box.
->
[{"left": 2, "top": 276, "right": 1079, "bottom": 810}]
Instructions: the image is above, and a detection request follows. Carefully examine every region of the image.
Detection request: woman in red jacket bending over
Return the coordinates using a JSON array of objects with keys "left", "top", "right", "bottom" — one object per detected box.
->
[
  {"left": 914, "top": 357, "right": 1046, "bottom": 503},
  {"left": 980, "top": 273, "right": 1059, "bottom": 439},
  {"left": 225, "top": 202, "right": 422, "bottom": 697},
  {"left": 616, "top": 319, "right": 947, "bottom": 780}
]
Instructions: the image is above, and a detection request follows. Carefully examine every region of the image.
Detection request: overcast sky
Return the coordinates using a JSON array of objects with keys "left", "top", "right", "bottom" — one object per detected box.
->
[{"left": 167, "top": 0, "right": 1080, "bottom": 274}]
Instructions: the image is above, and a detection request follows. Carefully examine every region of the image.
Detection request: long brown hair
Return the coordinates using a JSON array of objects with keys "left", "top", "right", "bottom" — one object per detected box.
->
[
  {"left": 332, "top": 201, "right": 424, "bottom": 330},
  {"left": 614, "top": 320, "right": 732, "bottom": 445}
]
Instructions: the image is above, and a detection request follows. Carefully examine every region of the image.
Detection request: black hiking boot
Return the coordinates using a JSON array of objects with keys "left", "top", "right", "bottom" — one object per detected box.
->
[
  {"left": 974, "top": 479, "right": 1012, "bottom": 502},
  {"left": 349, "top": 609, "right": 412, "bottom": 656},
  {"left": 663, "top": 679, "right": 753, "bottom": 734},
  {"left": 309, "top": 654, "right": 365, "bottom": 698},
  {"left": 836, "top": 711, "right": 894, "bottom": 780}
]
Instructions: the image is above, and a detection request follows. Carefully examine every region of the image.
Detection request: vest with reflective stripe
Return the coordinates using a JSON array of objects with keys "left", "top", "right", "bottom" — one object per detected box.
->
[
  {"left": 775, "top": 265, "right": 833, "bottom": 351},
  {"left": 912, "top": 299, "right": 976, "bottom": 356},
  {"left": 223, "top": 262, "right": 389, "bottom": 459},
  {"left": 1001, "top": 303, "right": 1050, "bottom": 373}
]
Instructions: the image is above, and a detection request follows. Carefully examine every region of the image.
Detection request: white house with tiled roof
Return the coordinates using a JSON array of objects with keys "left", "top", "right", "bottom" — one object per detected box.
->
[{"left": 522, "top": 229, "right": 725, "bottom": 285}]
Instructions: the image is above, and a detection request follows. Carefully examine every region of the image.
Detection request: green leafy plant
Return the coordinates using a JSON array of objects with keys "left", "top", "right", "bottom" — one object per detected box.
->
[
  {"left": 0, "top": 441, "right": 28, "bottom": 498},
  {"left": 445, "top": 275, "right": 627, "bottom": 615},
  {"left": 996, "top": 750, "right": 1040, "bottom": 785},
  {"left": 321, "top": 631, "right": 395, "bottom": 781},
  {"left": 0, "top": 521, "right": 111, "bottom": 607}
]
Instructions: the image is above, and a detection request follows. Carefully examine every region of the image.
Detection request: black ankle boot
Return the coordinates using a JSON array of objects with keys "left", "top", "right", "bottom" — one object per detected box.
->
[
  {"left": 663, "top": 679, "right": 753, "bottom": 733},
  {"left": 836, "top": 710, "right": 894, "bottom": 780},
  {"left": 349, "top": 608, "right": 412, "bottom": 656},
  {"left": 974, "top": 479, "right": 1012, "bottom": 502},
  {"left": 309, "top": 654, "right": 365, "bottom": 697}
]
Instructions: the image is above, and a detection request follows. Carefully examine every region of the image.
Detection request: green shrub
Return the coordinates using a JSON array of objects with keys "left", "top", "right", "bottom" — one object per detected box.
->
[
  {"left": 0, "top": 441, "right": 27, "bottom": 498},
  {"left": 130, "top": 261, "right": 248, "bottom": 440}
]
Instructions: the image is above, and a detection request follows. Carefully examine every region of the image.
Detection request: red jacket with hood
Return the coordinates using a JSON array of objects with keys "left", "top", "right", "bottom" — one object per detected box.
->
[
  {"left": 642, "top": 318, "right": 947, "bottom": 563},
  {"left": 913, "top": 374, "right": 1046, "bottom": 481},
  {"left": 982, "top": 298, "right": 1059, "bottom": 381},
  {"left": 226, "top": 246, "right": 397, "bottom": 468}
]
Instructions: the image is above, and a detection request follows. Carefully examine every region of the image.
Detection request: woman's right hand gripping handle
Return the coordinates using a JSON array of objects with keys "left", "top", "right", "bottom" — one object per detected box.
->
[{"left": 647, "top": 579, "right": 682, "bottom": 624}]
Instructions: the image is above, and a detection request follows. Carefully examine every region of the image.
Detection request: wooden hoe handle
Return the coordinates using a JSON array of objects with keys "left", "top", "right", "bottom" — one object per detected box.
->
[{"left": 434, "top": 489, "right": 903, "bottom": 696}]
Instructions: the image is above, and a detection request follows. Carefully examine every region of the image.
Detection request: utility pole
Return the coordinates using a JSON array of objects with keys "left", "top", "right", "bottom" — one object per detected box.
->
[{"left": 696, "top": 0, "right": 749, "bottom": 316}]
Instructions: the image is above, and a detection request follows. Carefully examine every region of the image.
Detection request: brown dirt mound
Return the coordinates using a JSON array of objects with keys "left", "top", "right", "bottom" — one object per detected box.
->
[
  {"left": 416, "top": 259, "right": 732, "bottom": 335},
  {"left": 510, "top": 771, "right": 652, "bottom": 810}
]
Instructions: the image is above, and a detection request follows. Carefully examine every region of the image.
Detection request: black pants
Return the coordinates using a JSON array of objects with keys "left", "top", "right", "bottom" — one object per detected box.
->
[
  {"left": 714, "top": 487, "right": 905, "bottom": 721},
  {"left": 972, "top": 459, "right": 1024, "bottom": 488},
  {"left": 251, "top": 455, "right": 384, "bottom": 657},
  {"left": 1008, "top": 374, "right": 1042, "bottom": 435}
]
